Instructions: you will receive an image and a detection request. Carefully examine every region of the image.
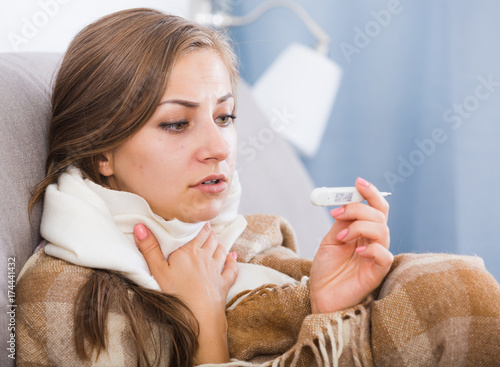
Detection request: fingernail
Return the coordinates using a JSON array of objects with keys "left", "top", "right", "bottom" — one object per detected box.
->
[
  {"left": 356, "top": 246, "right": 367, "bottom": 253},
  {"left": 231, "top": 251, "right": 238, "bottom": 260},
  {"left": 134, "top": 224, "right": 148, "bottom": 241},
  {"left": 330, "top": 206, "right": 345, "bottom": 217},
  {"left": 357, "top": 177, "right": 370, "bottom": 187},
  {"left": 337, "top": 228, "right": 348, "bottom": 241}
]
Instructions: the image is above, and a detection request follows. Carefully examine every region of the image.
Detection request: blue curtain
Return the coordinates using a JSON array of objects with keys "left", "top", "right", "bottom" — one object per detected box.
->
[{"left": 229, "top": 0, "right": 500, "bottom": 280}]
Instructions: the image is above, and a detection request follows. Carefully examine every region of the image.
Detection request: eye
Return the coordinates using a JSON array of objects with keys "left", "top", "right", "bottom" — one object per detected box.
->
[
  {"left": 160, "top": 121, "right": 189, "bottom": 134},
  {"left": 215, "top": 114, "right": 236, "bottom": 127}
]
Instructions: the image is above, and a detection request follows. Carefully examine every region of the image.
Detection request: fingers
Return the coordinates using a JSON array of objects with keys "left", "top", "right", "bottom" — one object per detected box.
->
[
  {"left": 197, "top": 225, "right": 227, "bottom": 263},
  {"left": 327, "top": 177, "right": 390, "bottom": 248},
  {"left": 330, "top": 202, "right": 387, "bottom": 225},
  {"left": 193, "top": 223, "right": 222, "bottom": 258},
  {"left": 189, "top": 223, "right": 233, "bottom": 275},
  {"left": 221, "top": 252, "right": 238, "bottom": 285},
  {"left": 212, "top": 243, "right": 227, "bottom": 262},
  {"left": 355, "top": 177, "right": 390, "bottom": 218},
  {"left": 190, "top": 222, "right": 213, "bottom": 248},
  {"left": 213, "top": 244, "right": 232, "bottom": 275},
  {"left": 336, "top": 220, "right": 390, "bottom": 248},
  {"left": 356, "top": 242, "right": 394, "bottom": 280},
  {"left": 134, "top": 223, "right": 165, "bottom": 272}
]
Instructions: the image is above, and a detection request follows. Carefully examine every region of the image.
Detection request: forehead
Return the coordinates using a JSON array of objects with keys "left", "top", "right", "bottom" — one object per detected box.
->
[{"left": 164, "top": 49, "right": 232, "bottom": 99}]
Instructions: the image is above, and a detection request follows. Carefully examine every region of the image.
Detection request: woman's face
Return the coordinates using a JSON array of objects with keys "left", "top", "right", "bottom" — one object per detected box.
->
[{"left": 99, "top": 49, "right": 237, "bottom": 223}]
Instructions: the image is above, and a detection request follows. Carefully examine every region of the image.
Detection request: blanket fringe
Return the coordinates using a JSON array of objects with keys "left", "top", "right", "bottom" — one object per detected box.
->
[
  {"left": 204, "top": 314, "right": 345, "bottom": 367},
  {"left": 270, "top": 304, "right": 370, "bottom": 367},
  {"left": 318, "top": 331, "right": 330, "bottom": 367},
  {"left": 204, "top": 300, "right": 371, "bottom": 367}
]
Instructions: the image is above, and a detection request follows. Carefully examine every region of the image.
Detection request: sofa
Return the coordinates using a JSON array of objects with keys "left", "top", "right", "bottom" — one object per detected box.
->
[{"left": 0, "top": 52, "right": 332, "bottom": 367}]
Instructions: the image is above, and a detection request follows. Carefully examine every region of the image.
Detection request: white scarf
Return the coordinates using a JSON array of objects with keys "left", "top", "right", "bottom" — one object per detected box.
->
[{"left": 41, "top": 166, "right": 295, "bottom": 303}]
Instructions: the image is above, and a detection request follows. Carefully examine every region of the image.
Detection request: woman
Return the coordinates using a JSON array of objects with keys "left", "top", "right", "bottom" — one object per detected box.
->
[{"left": 16, "top": 8, "right": 500, "bottom": 367}]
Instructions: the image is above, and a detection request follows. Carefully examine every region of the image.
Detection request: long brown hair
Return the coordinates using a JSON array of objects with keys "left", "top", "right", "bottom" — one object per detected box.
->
[{"left": 30, "top": 8, "right": 238, "bottom": 366}]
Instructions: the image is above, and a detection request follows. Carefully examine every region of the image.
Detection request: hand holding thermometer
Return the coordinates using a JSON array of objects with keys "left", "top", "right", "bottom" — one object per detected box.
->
[{"left": 310, "top": 186, "right": 392, "bottom": 206}]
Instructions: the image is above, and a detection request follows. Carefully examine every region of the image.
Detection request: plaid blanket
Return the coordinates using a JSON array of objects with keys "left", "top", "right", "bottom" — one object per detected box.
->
[
  {"left": 16, "top": 214, "right": 500, "bottom": 366},
  {"left": 223, "top": 216, "right": 500, "bottom": 366}
]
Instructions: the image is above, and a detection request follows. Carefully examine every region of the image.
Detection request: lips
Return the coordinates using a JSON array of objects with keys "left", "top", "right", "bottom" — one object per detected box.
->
[
  {"left": 194, "top": 174, "right": 227, "bottom": 186},
  {"left": 191, "top": 174, "right": 228, "bottom": 194}
]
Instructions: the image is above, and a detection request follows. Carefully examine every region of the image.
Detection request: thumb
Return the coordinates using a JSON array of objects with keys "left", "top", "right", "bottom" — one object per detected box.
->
[{"left": 134, "top": 223, "right": 166, "bottom": 271}]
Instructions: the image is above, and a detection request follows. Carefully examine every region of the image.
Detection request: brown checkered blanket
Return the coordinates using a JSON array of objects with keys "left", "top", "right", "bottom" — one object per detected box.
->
[{"left": 16, "top": 214, "right": 500, "bottom": 366}]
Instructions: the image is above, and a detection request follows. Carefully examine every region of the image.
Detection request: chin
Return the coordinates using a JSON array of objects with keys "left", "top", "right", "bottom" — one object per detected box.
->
[
  {"left": 194, "top": 209, "right": 223, "bottom": 223},
  {"left": 180, "top": 204, "right": 224, "bottom": 223}
]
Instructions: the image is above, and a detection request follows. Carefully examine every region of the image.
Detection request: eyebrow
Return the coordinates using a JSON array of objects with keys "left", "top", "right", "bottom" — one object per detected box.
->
[
  {"left": 159, "top": 92, "right": 233, "bottom": 108},
  {"left": 216, "top": 92, "right": 233, "bottom": 104}
]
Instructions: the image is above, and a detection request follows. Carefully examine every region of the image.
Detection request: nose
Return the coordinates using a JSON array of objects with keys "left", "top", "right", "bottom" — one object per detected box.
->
[{"left": 196, "top": 118, "right": 231, "bottom": 162}]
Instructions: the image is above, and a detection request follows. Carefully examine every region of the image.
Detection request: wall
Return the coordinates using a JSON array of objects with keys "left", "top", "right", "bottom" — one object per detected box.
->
[
  {"left": 229, "top": 0, "right": 500, "bottom": 280},
  {"left": 0, "top": 0, "right": 191, "bottom": 53}
]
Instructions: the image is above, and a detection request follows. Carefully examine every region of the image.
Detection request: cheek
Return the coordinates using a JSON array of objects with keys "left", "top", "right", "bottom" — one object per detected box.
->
[
  {"left": 146, "top": 142, "right": 186, "bottom": 174},
  {"left": 114, "top": 138, "right": 182, "bottom": 187},
  {"left": 225, "top": 126, "right": 238, "bottom": 165}
]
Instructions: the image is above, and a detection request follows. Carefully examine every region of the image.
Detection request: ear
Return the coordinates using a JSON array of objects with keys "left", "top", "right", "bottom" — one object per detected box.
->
[{"left": 98, "top": 151, "right": 114, "bottom": 177}]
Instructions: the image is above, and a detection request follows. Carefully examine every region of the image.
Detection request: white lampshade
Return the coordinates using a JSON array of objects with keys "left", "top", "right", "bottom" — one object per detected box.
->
[{"left": 252, "top": 43, "right": 342, "bottom": 157}]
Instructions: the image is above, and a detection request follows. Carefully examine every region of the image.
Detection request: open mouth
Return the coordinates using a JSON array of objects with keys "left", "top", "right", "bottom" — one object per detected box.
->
[
  {"left": 192, "top": 174, "right": 227, "bottom": 193},
  {"left": 201, "top": 179, "right": 221, "bottom": 185}
]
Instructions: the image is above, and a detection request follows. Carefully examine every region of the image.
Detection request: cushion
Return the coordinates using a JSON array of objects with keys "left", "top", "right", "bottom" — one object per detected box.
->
[{"left": 0, "top": 52, "right": 61, "bottom": 367}]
